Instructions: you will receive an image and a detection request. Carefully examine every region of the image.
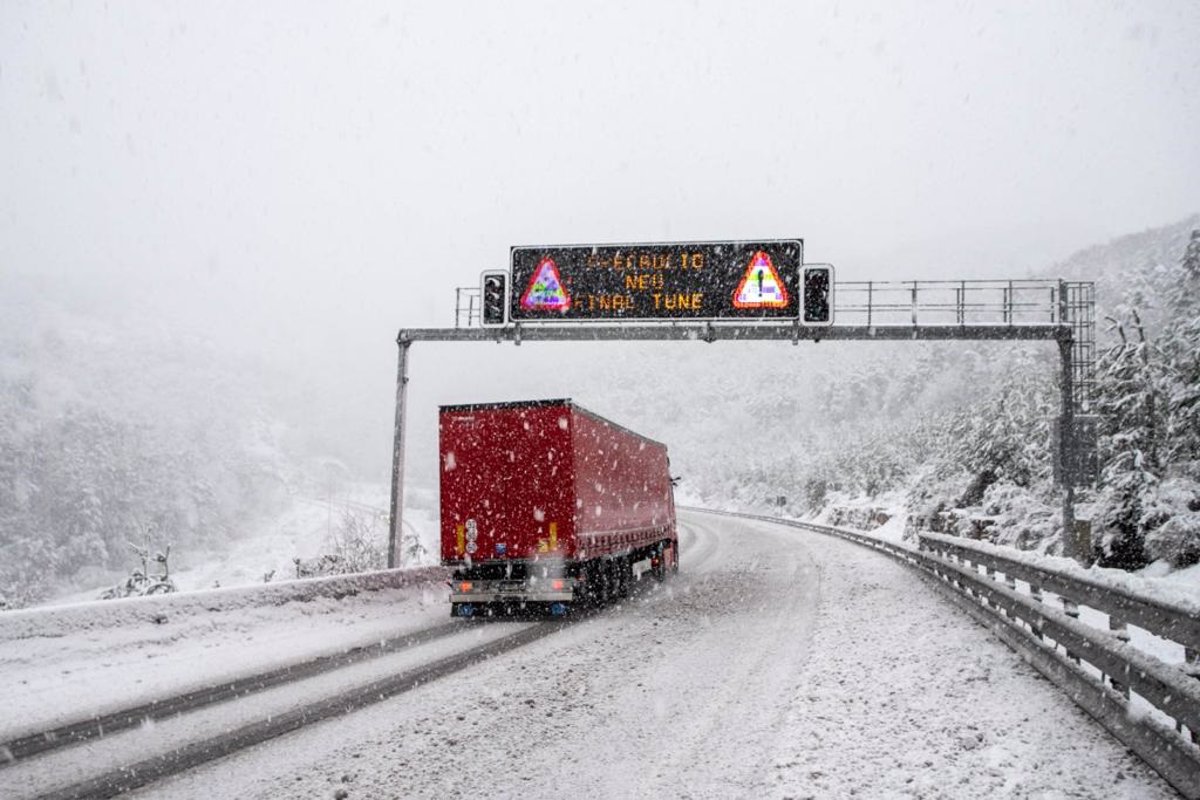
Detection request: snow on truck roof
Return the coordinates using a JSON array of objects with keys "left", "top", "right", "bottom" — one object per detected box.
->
[{"left": 438, "top": 398, "right": 669, "bottom": 451}]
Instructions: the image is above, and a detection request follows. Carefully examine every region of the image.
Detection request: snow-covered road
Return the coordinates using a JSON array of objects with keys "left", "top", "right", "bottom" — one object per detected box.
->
[{"left": 106, "top": 510, "right": 1177, "bottom": 799}]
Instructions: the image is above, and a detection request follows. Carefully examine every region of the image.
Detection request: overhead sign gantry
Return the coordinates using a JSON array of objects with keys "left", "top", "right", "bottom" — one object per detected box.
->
[{"left": 392, "top": 240, "right": 1096, "bottom": 568}]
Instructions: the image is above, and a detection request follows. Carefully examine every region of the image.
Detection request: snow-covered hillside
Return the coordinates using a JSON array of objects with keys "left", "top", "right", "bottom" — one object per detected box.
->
[
  {"left": 0, "top": 275, "right": 405, "bottom": 608},
  {"left": 561, "top": 220, "right": 1200, "bottom": 572},
  {"left": 5, "top": 219, "right": 1198, "bottom": 608}
]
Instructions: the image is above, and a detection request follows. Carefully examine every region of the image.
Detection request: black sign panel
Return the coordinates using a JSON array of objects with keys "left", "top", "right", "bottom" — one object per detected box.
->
[
  {"left": 509, "top": 240, "right": 803, "bottom": 321},
  {"left": 1053, "top": 415, "right": 1100, "bottom": 487}
]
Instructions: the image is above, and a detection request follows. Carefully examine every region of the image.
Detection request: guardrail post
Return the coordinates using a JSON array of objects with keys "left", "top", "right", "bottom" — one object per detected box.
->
[
  {"left": 1108, "top": 617, "right": 1131, "bottom": 698},
  {"left": 1004, "top": 573, "right": 1017, "bottom": 619},
  {"left": 933, "top": 545, "right": 949, "bottom": 583},
  {"left": 1061, "top": 596, "right": 1081, "bottom": 664},
  {"left": 955, "top": 551, "right": 970, "bottom": 595},
  {"left": 1186, "top": 647, "right": 1200, "bottom": 744},
  {"left": 1028, "top": 583, "right": 1044, "bottom": 639},
  {"left": 985, "top": 566, "right": 997, "bottom": 609},
  {"left": 921, "top": 539, "right": 942, "bottom": 580}
]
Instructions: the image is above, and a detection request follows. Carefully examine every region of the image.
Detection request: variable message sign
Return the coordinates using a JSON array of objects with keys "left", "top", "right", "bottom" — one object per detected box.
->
[{"left": 509, "top": 240, "right": 803, "bottom": 321}]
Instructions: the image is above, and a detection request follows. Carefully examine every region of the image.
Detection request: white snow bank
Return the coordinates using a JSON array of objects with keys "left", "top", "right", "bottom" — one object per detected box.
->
[
  {"left": 0, "top": 573, "right": 456, "bottom": 745},
  {"left": 0, "top": 566, "right": 449, "bottom": 641}
]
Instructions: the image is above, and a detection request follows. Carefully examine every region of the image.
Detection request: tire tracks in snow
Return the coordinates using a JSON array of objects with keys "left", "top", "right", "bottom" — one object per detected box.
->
[
  {"left": 2, "top": 621, "right": 464, "bottom": 765},
  {"left": 676, "top": 511, "right": 724, "bottom": 573},
  {"left": 25, "top": 619, "right": 578, "bottom": 800},
  {"left": 155, "top": 511, "right": 816, "bottom": 800},
  {"left": 12, "top": 517, "right": 724, "bottom": 799}
]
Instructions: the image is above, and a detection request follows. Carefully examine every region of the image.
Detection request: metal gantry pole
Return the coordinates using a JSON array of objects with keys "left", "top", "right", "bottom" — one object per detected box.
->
[
  {"left": 387, "top": 338, "right": 412, "bottom": 569},
  {"left": 1057, "top": 279, "right": 1079, "bottom": 564},
  {"left": 390, "top": 307, "right": 1085, "bottom": 563}
]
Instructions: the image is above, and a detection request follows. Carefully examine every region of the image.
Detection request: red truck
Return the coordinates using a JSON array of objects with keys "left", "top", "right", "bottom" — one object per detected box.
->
[{"left": 440, "top": 399, "right": 678, "bottom": 617}]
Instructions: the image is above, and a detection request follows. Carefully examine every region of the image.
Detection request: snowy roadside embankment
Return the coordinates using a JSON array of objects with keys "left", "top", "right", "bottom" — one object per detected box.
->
[
  {"left": 1, "top": 567, "right": 455, "bottom": 744},
  {"left": 0, "top": 566, "right": 449, "bottom": 642}
]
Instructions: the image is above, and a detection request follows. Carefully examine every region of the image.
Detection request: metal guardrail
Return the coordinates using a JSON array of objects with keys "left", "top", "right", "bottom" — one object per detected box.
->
[
  {"left": 919, "top": 532, "right": 1200, "bottom": 663},
  {"left": 688, "top": 508, "right": 1200, "bottom": 798}
]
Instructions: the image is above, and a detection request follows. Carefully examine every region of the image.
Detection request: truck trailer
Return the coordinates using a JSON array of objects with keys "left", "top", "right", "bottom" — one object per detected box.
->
[{"left": 440, "top": 399, "right": 678, "bottom": 617}]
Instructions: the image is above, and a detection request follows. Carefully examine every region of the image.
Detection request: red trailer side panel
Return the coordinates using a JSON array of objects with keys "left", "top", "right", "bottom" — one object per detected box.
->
[
  {"left": 439, "top": 401, "right": 578, "bottom": 564},
  {"left": 570, "top": 407, "right": 675, "bottom": 559}
]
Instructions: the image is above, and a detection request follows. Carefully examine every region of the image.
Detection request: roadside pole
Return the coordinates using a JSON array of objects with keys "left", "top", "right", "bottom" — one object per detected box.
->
[
  {"left": 387, "top": 337, "right": 412, "bottom": 569},
  {"left": 1057, "top": 296, "right": 1079, "bottom": 564}
]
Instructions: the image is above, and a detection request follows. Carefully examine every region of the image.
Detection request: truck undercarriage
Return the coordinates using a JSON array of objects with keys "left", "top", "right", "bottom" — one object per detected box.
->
[{"left": 448, "top": 538, "right": 677, "bottom": 617}]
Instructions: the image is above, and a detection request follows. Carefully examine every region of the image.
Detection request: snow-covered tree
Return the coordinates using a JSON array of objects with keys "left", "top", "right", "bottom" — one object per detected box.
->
[
  {"left": 946, "top": 349, "right": 1055, "bottom": 498},
  {"left": 1160, "top": 228, "right": 1200, "bottom": 472},
  {"left": 1093, "top": 230, "right": 1200, "bottom": 568},
  {"left": 1093, "top": 315, "right": 1163, "bottom": 568}
]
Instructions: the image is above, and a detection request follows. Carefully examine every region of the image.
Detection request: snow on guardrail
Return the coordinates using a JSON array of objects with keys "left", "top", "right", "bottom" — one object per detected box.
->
[
  {"left": 919, "top": 531, "right": 1200, "bottom": 620},
  {"left": 0, "top": 566, "right": 450, "bottom": 641}
]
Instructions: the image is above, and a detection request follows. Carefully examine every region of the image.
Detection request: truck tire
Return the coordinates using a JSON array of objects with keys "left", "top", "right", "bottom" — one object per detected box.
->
[
  {"left": 584, "top": 561, "right": 607, "bottom": 606},
  {"left": 616, "top": 557, "right": 631, "bottom": 598},
  {"left": 602, "top": 560, "right": 617, "bottom": 602}
]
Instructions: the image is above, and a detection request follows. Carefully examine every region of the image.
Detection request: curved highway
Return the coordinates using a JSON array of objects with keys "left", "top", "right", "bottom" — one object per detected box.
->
[{"left": 126, "top": 509, "right": 1175, "bottom": 799}]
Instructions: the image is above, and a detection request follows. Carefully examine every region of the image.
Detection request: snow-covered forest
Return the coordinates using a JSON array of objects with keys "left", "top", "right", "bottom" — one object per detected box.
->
[
  {"left": 568, "top": 218, "right": 1200, "bottom": 569},
  {"left": 2, "top": 218, "right": 1198, "bottom": 608},
  {"left": 0, "top": 276, "right": 354, "bottom": 606}
]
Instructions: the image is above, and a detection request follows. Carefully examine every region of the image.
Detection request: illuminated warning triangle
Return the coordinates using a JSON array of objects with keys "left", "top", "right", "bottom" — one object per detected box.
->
[
  {"left": 519, "top": 257, "right": 571, "bottom": 311},
  {"left": 732, "top": 250, "right": 789, "bottom": 309}
]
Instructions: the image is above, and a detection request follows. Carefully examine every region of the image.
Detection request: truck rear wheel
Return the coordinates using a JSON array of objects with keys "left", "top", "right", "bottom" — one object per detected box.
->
[
  {"left": 616, "top": 557, "right": 632, "bottom": 598},
  {"left": 582, "top": 562, "right": 605, "bottom": 606}
]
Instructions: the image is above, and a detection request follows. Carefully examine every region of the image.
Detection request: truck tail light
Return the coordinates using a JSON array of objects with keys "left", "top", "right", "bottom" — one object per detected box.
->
[
  {"left": 551, "top": 579, "right": 565, "bottom": 591},
  {"left": 458, "top": 581, "right": 473, "bottom": 593}
]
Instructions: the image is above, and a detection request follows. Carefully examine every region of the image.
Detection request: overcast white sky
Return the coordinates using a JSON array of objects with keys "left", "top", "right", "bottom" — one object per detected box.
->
[{"left": 2, "top": 0, "right": 1198, "bottom": 398}]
